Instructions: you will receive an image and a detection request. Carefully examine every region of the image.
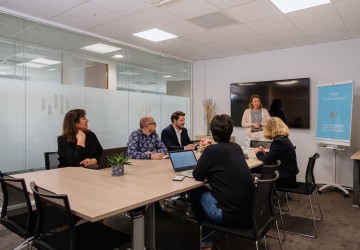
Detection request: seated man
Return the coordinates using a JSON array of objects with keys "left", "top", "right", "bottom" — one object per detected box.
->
[
  {"left": 127, "top": 116, "right": 168, "bottom": 160},
  {"left": 161, "top": 111, "right": 196, "bottom": 151}
]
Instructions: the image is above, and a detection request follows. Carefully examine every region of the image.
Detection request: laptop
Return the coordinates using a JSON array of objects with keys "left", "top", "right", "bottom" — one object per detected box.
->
[
  {"left": 83, "top": 147, "right": 128, "bottom": 170},
  {"left": 168, "top": 150, "right": 197, "bottom": 178}
]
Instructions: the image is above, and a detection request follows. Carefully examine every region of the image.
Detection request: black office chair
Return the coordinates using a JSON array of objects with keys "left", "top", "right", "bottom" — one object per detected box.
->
[
  {"left": 200, "top": 171, "right": 282, "bottom": 250},
  {"left": 277, "top": 153, "right": 322, "bottom": 238},
  {"left": 44, "top": 152, "right": 59, "bottom": 170},
  {"left": 30, "top": 181, "right": 131, "bottom": 250},
  {"left": 0, "top": 176, "right": 36, "bottom": 250}
]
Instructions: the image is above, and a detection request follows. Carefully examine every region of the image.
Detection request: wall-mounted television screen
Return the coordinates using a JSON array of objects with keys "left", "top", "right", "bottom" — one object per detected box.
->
[{"left": 230, "top": 78, "right": 310, "bottom": 129}]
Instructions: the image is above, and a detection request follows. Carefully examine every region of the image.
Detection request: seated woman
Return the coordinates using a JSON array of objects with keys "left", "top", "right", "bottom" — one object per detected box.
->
[
  {"left": 58, "top": 109, "right": 103, "bottom": 167},
  {"left": 191, "top": 114, "right": 255, "bottom": 250},
  {"left": 254, "top": 117, "right": 299, "bottom": 188}
]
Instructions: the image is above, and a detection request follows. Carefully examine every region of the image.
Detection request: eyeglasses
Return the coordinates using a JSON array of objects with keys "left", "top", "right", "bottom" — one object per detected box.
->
[{"left": 147, "top": 122, "right": 157, "bottom": 126}]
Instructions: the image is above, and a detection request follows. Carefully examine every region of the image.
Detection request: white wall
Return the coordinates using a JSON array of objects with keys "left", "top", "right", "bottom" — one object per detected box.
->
[{"left": 193, "top": 38, "right": 360, "bottom": 188}]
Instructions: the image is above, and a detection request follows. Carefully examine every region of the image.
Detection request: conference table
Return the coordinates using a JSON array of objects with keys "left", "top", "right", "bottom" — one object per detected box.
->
[
  {"left": 12, "top": 149, "right": 263, "bottom": 250},
  {"left": 351, "top": 150, "right": 360, "bottom": 207}
]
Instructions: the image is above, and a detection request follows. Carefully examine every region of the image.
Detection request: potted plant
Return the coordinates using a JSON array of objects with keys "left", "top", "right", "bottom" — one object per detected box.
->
[{"left": 107, "top": 152, "right": 131, "bottom": 176}]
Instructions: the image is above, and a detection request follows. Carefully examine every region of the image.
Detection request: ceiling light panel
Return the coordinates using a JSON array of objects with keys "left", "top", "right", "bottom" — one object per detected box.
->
[
  {"left": 81, "top": 43, "right": 122, "bottom": 54},
  {"left": 31, "top": 58, "right": 62, "bottom": 65},
  {"left": 133, "top": 28, "right": 177, "bottom": 42},
  {"left": 271, "top": 0, "right": 330, "bottom": 13}
]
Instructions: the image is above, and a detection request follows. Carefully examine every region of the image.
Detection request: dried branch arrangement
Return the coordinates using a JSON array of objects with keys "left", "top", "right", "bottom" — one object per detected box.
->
[{"left": 202, "top": 97, "right": 215, "bottom": 124}]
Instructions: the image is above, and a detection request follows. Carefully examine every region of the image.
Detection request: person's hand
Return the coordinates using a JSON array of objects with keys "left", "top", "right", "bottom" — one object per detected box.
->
[
  {"left": 80, "top": 158, "right": 97, "bottom": 166},
  {"left": 199, "top": 138, "right": 213, "bottom": 151},
  {"left": 76, "top": 130, "right": 86, "bottom": 147},
  {"left": 254, "top": 146, "right": 266, "bottom": 154},
  {"left": 252, "top": 122, "right": 261, "bottom": 128},
  {"left": 184, "top": 144, "right": 196, "bottom": 150},
  {"left": 150, "top": 153, "right": 164, "bottom": 160}
]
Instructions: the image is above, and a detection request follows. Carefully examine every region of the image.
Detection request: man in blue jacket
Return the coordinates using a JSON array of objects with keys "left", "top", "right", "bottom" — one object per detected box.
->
[{"left": 161, "top": 111, "right": 196, "bottom": 151}]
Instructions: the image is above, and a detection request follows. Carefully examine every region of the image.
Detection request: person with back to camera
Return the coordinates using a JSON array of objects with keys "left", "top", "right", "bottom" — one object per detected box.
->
[
  {"left": 241, "top": 94, "right": 271, "bottom": 134},
  {"left": 254, "top": 117, "right": 299, "bottom": 188},
  {"left": 269, "top": 98, "right": 287, "bottom": 124},
  {"left": 190, "top": 114, "right": 255, "bottom": 250},
  {"left": 58, "top": 109, "right": 103, "bottom": 167},
  {"left": 127, "top": 116, "right": 168, "bottom": 160},
  {"left": 161, "top": 111, "right": 197, "bottom": 151}
]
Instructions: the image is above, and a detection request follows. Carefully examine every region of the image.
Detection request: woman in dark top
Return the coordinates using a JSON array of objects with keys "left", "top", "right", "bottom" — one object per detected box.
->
[
  {"left": 191, "top": 114, "right": 255, "bottom": 250},
  {"left": 58, "top": 109, "right": 103, "bottom": 167},
  {"left": 255, "top": 117, "right": 299, "bottom": 188}
]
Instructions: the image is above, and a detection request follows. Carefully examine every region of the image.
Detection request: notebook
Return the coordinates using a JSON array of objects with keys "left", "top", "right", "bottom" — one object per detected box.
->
[
  {"left": 168, "top": 150, "right": 197, "bottom": 178},
  {"left": 83, "top": 147, "right": 128, "bottom": 170}
]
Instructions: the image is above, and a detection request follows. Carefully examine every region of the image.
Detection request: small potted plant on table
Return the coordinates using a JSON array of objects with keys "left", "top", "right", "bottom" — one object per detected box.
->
[{"left": 107, "top": 152, "right": 131, "bottom": 176}]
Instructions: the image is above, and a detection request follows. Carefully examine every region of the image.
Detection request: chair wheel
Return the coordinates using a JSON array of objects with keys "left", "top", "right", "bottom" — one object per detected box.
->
[
  {"left": 344, "top": 194, "right": 349, "bottom": 198},
  {"left": 318, "top": 190, "right": 322, "bottom": 194}
]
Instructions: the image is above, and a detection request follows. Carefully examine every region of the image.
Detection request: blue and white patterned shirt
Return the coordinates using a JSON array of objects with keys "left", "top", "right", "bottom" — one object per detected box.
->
[{"left": 127, "top": 129, "right": 168, "bottom": 159}]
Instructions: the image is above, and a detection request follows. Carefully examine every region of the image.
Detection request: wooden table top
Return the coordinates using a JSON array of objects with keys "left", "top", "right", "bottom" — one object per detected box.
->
[
  {"left": 351, "top": 150, "right": 360, "bottom": 160},
  {"left": 12, "top": 150, "right": 263, "bottom": 222}
]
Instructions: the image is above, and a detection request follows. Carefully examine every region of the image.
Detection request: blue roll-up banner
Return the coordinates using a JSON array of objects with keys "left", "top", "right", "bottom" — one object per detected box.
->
[{"left": 316, "top": 81, "right": 353, "bottom": 147}]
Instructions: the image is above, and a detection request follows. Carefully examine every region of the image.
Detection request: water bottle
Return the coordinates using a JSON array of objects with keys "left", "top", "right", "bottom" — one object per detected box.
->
[{"left": 244, "top": 137, "right": 250, "bottom": 155}]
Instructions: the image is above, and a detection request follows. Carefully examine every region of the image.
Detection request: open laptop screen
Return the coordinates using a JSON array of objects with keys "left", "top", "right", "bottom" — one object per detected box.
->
[{"left": 169, "top": 150, "right": 197, "bottom": 172}]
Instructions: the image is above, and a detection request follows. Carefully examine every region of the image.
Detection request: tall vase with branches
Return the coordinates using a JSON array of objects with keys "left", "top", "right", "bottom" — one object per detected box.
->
[{"left": 203, "top": 98, "right": 215, "bottom": 136}]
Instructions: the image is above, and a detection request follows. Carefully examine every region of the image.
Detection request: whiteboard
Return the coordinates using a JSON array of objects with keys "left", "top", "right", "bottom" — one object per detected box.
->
[{"left": 316, "top": 81, "right": 354, "bottom": 147}]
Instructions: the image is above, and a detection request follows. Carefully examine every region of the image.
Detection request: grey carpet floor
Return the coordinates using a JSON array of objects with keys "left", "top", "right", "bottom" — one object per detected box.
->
[{"left": 1, "top": 188, "right": 360, "bottom": 250}]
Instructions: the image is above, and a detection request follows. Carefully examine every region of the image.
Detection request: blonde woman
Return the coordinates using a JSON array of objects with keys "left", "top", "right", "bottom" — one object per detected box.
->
[
  {"left": 254, "top": 117, "right": 299, "bottom": 188},
  {"left": 241, "top": 94, "right": 271, "bottom": 135}
]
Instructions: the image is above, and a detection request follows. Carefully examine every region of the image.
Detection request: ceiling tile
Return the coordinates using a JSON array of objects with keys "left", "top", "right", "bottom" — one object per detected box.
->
[
  {"left": 343, "top": 13, "right": 360, "bottom": 29},
  {"left": 207, "top": 0, "right": 254, "bottom": 10},
  {"left": 27, "top": 0, "right": 86, "bottom": 12},
  {"left": 334, "top": 0, "right": 360, "bottom": 17},
  {"left": 246, "top": 15, "right": 293, "bottom": 33},
  {"left": 51, "top": 14, "right": 98, "bottom": 31},
  {"left": 308, "top": 29, "right": 351, "bottom": 43},
  {"left": 160, "top": 20, "right": 206, "bottom": 36},
  {"left": 89, "top": 0, "right": 152, "bottom": 16},
  {"left": 232, "top": 34, "right": 269, "bottom": 46},
  {"left": 89, "top": 16, "right": 150, "bottom": 38},
  {"left": 65, "top": 2, "right": 123, "bottom": 25},
  {"left": 3, "top": 0, "right": 59, "bottom": 19},
  {"left": 286, "top": 4, "right": 339, "bottom": 26},
  {"left": 348, "top": 27, "right": 360, "bottom": 37},
  {"left": 203, "top": 39, "right": 239, "bottom": 50},
  {"left": 130, "top": 6, "right": 181, "bottom": 27},
  {"left": 243, "top": 42, "right": 280, "bottom": 53},
  {"left": 182, "top": 32, "right": 223, "bottom": 44},
  {"left": 261, "top": 27, "right": 309, "bottom": 41},
  {"left": 159, "top": 0, "right": 219, "bottom": 19},
  {"left": 224, "top": 0, "right": 281, "bottom": 23},
  {"left": 275, "top": 38, "right": 313, "bottom": 49},
  {"left": 211, "top": 24, "right": 257, "bottom": 39},
  {"left": 298, "top": 18, "right": 347, "bottom": 36}
]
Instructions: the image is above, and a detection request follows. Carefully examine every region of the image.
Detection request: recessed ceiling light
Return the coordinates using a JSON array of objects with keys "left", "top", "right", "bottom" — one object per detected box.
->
[
  {"left": 119, "top": 71, "right": 140, "bottom": 76},
  {"left": 112, "top": 54, "right": 124, "bottom": 59},
  {"left": 0, "top": 66, "right": 10, "bottom": 69},
  {"left": 81, "top": 43, "right": 121, "bottom": 54},
  {"left": 17, "top": 62, "right": 47, "bottom": 68},
  {"left": 133, "top": 28, "right": 177, "bottom": 42},
  {"left": 271, "top": 0, "right": 330, "bottom": 13},
  {"left": 31, "top": 58, "right": 61, "bottom": 65},
  {"left": 163, "top": 75, "right": 172, "bottom": 78}
]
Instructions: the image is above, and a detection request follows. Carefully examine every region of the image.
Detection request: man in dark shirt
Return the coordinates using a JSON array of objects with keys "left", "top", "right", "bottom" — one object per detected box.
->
[{"left": 161, "top": 111, "right": 196, "bottom": 151}]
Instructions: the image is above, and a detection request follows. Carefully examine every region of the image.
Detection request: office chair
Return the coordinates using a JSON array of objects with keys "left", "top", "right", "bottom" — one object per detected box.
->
[
  {"left": 0, "top": 176, "right": 36, "bottom": 250},
  {"left": 44, "top": 152, "right": 59, "bottom": 170},
  {"left": 277, "top": 153, "right": 322, "bottom": 238},
  {"left": 30, "top": 181, "right": 131, "bottom": 250},
  {"left": 200, "top": 171, "right": 282, "bottom": 250}
]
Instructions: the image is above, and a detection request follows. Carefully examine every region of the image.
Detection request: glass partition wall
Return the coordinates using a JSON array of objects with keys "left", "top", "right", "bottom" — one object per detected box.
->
[{"left": 0, "top": 12, "right": 192, "bottom": 173}]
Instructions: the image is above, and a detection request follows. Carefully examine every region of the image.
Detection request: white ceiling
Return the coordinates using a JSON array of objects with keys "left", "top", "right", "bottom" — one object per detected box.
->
[{"left": 0, "top": 0, "right": 359, "bottom": 62}]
